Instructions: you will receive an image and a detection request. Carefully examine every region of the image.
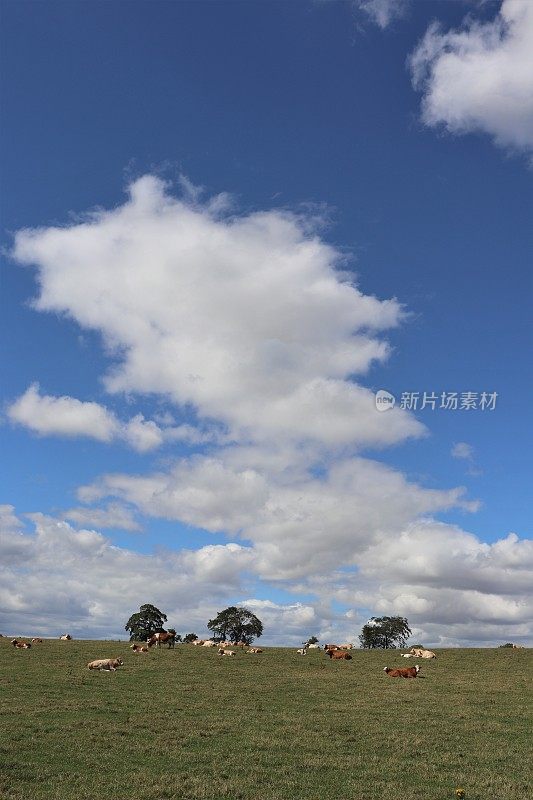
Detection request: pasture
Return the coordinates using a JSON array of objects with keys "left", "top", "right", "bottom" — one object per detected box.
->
[{"left": 0, "top": 640, "right": 531, "bottom": 800}]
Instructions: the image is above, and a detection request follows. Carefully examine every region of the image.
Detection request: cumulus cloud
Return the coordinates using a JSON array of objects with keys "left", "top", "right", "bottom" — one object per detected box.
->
[
  {"left": 7, "top": 383, "right": 163, "bottom": 452},
  {"left": 355, "top": 0, "right": 410, "bottom": 29},
  {"left": 6, "top": 175, "right": 530, "bottom": 646},
  {"left": 78, "top": 450, "right": 478, "bottom": 580},
  {"left": 410, "top": 0, "right": 533, "bottom": 155},
  {"left": 327, "top": 522, "right": 533, "bottom": 645},
  {"left": 1, "top": 508, "right": 531, "bottom": 646},
  {"left": 7, "top": 383, "right": 119, "bottom": 442},
  {"left": 0, "top": 511, "right": 255, "bottom": 638},
  {"left": 451, "top": 441, "right": 474, "bottom": 461},
  {"left": 11, "top": 175, "right": 423, "bottom": 450},
  {"left": 63, "top": 503, "right": 142, "bottom": 532}
]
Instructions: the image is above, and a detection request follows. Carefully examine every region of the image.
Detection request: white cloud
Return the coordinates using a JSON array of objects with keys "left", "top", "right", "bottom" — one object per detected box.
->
[
  {"left": 12, "top": 175, "right": 423, "bottom": 451},
  {"left": 7, "top": 384, "right": 163, "bottom": 453},
  {"left": 7, "top": 383, "right": 119, "bottom": 442},
  {"left": 1, "top": 508, "right": 531, "bottom": 646},
  {"left": 63, "top": 503, "right": 142, "bottom": 532},
  {"left": 0, "top": 504, "right": 23, "bottom": 532},
  {"left": 6, "top": 175, "right": 531, "bottom": 647},
  {"left": 410, "top": 0, "right": 533, "bottom": 155},
  {"left": 355, "top": 0, "right": 410, "bottom": 29},
  {"left": 78, "top": 451, "right": 477, "bottom": 580},
  {"left": 0, "top": 511, "right": 256, "bottom": 639},
  {"left": 122, "top": 414, "right": 164, "bottom": 452},
  {"left": 451, "top": 441, "right": 474, "bottom": 460}
]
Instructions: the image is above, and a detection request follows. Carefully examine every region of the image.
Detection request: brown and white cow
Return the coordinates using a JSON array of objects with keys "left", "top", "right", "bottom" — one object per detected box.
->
[
  {"left": 326, "top": 649, "right": 352, "bottom": 660},
  {"left": 383, "top": 665, "right": 420, "bottom": 678},
  {"left": 130, "top": 644, "right": 149, "bottom": 653},
  {"left": 60, "top": 634, "right": 72, "bottom": 640},
  {"left": 338, "top": 643, "right": 354, "bottom": 650},
  {"left": 87, "top": 658, "right": 124, "bottom": 671},
  {"left": 217, "top": 648, "right": 236, "bottom": 656},
  {"left": 324, "top": 644, "right": 339, "bottom": 651},
  {"left": 246, "top": 647, "right": 263, "bottom": 654},
  {"left": 11, "top": 639, "right": 31, "bottom": 649},
  {"left": 147, "top": 631, "right": 176, "bottom": 649},
  {"left": 31, "top": 638, "right": 43, "bottom": 644}
]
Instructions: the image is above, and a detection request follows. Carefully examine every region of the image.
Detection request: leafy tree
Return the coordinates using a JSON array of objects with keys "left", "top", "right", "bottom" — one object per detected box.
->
[
  {"left": 125, "top": 604, "right": 168, "bottom": 642},
  {"left": 183, "top": 633, "right": 198, "bottom": 644},
  {"left": 359, "top": 616, "right": 412, "bottom": 649},
  {"left": 207, "top": 606, "right": 263, "bottom": 645},
  {"left": 306, "top": 636, "right": 319, "bottom": 645},
  {"left": 499, "top": 642, "right": 514, "bottom": 648}
]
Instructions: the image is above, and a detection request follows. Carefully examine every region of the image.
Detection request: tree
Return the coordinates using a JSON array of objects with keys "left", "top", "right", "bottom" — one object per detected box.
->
[
  {"left": 207, "top": 606, "right": 263, "bottom": 645},
  {"left": 306, "top": 636, "right": 319, "bottom": 646},
  {"left": 499, "top": 642, "right": 514, "bottom": 648},
  {"left": 125, "top": 604, "right": 168, "bottom": 642},
  {"left": 183, "top": 633, "right": 198, "bottom": 644},
  {"left": 359, "top": 616, "right": 411, "bottom": 649}
]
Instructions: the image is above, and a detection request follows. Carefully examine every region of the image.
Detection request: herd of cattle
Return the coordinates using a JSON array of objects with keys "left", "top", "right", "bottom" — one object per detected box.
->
[
  {"left": 6, "top": 634, "right": 526, "bottom": 675},
  {"left": 6, "top": 634, "right": 443, "bottom": 676}
]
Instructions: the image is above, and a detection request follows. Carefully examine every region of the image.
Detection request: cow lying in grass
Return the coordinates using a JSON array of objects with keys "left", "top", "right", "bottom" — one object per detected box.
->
[
  {"left": 383, "top": 665, "right": 419, "bottom": 678},
  {"left": 246, "top": 647, "right": 263, "bottom": 654},
  {"left": 87, "top": 658, "right": 124, "bottom": 671},
  {"left": 218, "top": 648, "right": 236, "bottom": 656},
  {"left": 409, "top": 648, "right": 436, "bottom": 659},
  {"left": 130, "top": 644, "right": 148, "bottom": 653},
  {"left": 11, "top": 639, "right": 31, "bottom": 649},
  {"left": 326, "top": 649, "right": 352, "bottom": 660}
]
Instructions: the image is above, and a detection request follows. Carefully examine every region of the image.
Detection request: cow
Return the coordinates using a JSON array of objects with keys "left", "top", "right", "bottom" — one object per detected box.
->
[
  {"left": 409, "top": 648, "right": 436, "bottom": 659},
  {"left": 512, "top": 644, "right": 524, "bottom": 649},
  {"left": 307, "top": 643, "right": 320, "bottom": 649},
  {"left": 338, "top": 643, "right": 354, "bottom": 650},
  {"left": 87, "top": 658, "right": 124, "bottom": 671},
  {"left": 60, "top": 634, "right": 72, "bottom": 640},
  {"left": 130, "top": 644, "right": 149, "bottom": 653},
  {"left": 147, "top": 631, "right": 176, "bottom": 649},
  {"left": 324, "top": 644, "right": 339, "bottom": 651},
  {"left": 31, "top": 638, "right": 43, "bottom": 644},
  {"left": 296, "top": 647, "right": 308, "bottom": 655},
  {"left": 192, "top": 639, "right": 205, "bottom": 646},
  {"left": 383, "top": 665, "right": 420, "bottom": 678},
  {"left": 401, "top": 653, "right": 414, "bottom": 658},
  {"left": 409, "top": 647, "right": 436, "bottom": 658},
  {"left": 11, "top": 639, "right": 31, "bottom": 649},
  {"left": 202, "top": 640, "right": 217, "bottom": 647},
  {"left": 326, "top": 649, "right": 352, "bottom": 660},
  {"left": 217, "top": 648, "right": 236, "bottom": 656},
  {"left": 246, "top": 647, "right": 263, "bottom": 654}
]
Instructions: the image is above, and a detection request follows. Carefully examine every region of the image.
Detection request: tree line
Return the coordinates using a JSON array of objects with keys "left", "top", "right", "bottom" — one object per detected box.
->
[
  {"left": 125, "top": 603, "right": 263, "bottom": 645},
  {"left": 126, "top": 605, "right": 412, "bottom": 650}
]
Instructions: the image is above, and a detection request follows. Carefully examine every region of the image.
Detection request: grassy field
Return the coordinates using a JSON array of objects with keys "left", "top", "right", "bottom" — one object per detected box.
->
[{"left": 0, "top": 640, "right": 531, "bottom": 800}]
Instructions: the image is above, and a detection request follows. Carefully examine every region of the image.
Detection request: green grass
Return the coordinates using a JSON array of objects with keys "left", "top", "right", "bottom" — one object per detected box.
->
[{"left": 0, "top": 640, "right": 531, "bottom": 800}]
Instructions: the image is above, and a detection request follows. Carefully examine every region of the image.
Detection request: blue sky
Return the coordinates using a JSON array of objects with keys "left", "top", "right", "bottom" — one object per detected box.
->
[{"left": 1, "top": 0, "right": 532, "bottom": 645}]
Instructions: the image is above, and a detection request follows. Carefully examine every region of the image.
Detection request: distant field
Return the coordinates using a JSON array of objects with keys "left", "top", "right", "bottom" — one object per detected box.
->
[{"left": 0, "top": 640, "right": 531, "bottom": 800}]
